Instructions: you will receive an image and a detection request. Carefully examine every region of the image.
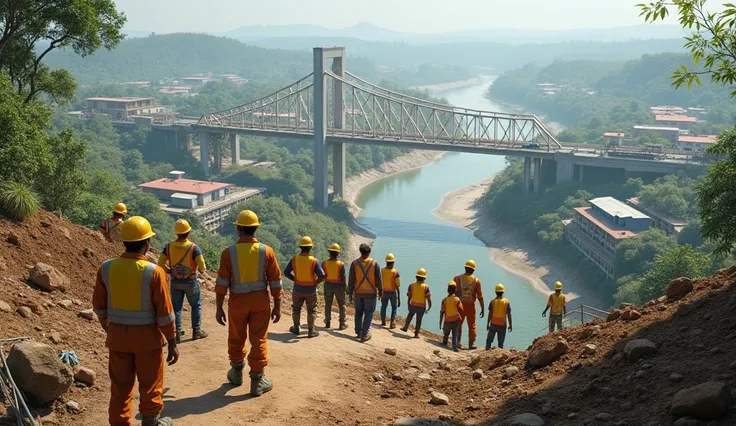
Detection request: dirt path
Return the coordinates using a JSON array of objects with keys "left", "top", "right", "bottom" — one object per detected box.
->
[{"left": 81, "top": 290, "right": 467, "bottom": 426}]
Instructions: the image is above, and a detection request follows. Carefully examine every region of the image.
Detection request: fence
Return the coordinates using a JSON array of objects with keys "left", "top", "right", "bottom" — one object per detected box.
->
[{"left": 537, "top": 303, "right": 610, "bottom": 333}]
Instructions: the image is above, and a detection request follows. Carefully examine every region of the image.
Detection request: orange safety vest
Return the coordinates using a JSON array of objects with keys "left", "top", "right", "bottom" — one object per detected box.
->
[
  {"left": 408, "top": 282, "right": 430, "bottom": 307},
  {"left": 353, "top": 258, "right": 378, "bottom": 295},
  {"left": 442, "top": 295, "right": 462, "bottom": 322},
  {"left": 455, "top": 274, "right": 479, "bottom": 302},
  {"left": 490, "top": 298, "right": 509, "bottom": 326},
  {"left": 382, "top": 267, "right": 399, "bottom": 292},
  {"left": 292, "top": 254, "right": 318, "bottom": 287},
  {"left": 216, "top": 243, "right": 273, "bottom": 294},
  {"left": 322, "top": 259, "right": 344, "bottom": 284},
  {"left": 100, "top": 258, "right": 163, "bottom": 325}
]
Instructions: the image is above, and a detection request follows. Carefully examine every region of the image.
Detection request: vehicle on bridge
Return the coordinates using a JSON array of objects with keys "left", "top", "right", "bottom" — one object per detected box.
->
[
  {"left": 521, "top": 142, "right": 540, "bottom": 149},
  {"left": 605, "top": 144, "right": 664, "bottom": 161}
]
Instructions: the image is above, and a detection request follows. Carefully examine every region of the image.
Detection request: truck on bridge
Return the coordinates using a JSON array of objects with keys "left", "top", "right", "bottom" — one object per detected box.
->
[{"left": 605, "top": 144, "right": 664, "bottom": 161}]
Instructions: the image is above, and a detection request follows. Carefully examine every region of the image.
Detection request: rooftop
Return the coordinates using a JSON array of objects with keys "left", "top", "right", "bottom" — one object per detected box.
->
[
  {"left": 655, "top": 114, "right": 697, "bottom": 123},
  {"left": 87, "top": 97, "right": 154, "bottom": 102},
  {"left": 603, "top": 132, "right": 625, "bottom": 138},
  {"left": 589, "top": 196, "right": 650, "bottom": 220},
  {"left": 678, "top": 135, "right": 718, "bottom": 144},
  {"left": 574, "top": 207, "right": 639, "bottom": 240},
  {"left": 181, "top": 76, "right": 210, "bottom": 81},
  {"left": 633, "top": 125, "right": 680, "bottom": 132},
  {"left": 139, "top": 178, "right": 231, "bottom": 195}
]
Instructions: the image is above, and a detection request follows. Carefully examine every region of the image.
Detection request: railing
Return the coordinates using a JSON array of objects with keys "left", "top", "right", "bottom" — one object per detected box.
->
[
  {"left": 0, "top": 337, "right": 39, "bottom": 426},
  {"left": 537, "top": 303, "right": 610, "bottom": 332}
]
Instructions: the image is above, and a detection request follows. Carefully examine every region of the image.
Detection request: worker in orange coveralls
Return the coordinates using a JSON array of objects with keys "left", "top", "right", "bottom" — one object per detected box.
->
[
  {"left": 92, "top": 216, "right": 179, "bottom": 426},
  {"left": 453, "top": 260, "right": 485, "bottom": 350},
  {"left": 215, "top": 209, "right": 283, "bottom": 397}
]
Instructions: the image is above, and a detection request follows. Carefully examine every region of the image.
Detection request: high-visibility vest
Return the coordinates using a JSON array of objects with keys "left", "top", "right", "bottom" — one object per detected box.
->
[
  {"left": 455, "top": 274, "right": 479, "bottom": 302},
  {"left": 548, "top": 293, "right": 566, "bottom": 315},
  {"left": 100, "top": 258, "right": 165, "bottom": 326},
  {"left": 382, "top": 268, "right": 399, "bottom": 292},
  {"left": 292, "top": 255, "right": 318, "bottom": 287},
  {"left": 408, "top": 282, "right": 430, "bottom": 307},
  {"left": 165, "top": 241, "right": 197, "bottom": 281},
  {"left": 215, "top": 242, "right": 280, "bottom": 294},
  {"left": 353, "top": 258, "right": 377, "bottom": 294},
  {"left": 322, "top": 259, "right": 344, "bottom": 284},
  {"left": 443, "top": 295, "right": 462, "bottom": 322},
  {"left": 490, "top": 298, "right": 509, "bottom": 326},
  {"left": 103, "top": 218, "right": 123, "bottom": 241}
]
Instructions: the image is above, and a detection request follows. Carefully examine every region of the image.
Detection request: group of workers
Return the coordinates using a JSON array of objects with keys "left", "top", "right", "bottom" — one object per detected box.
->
[{"left": 94, "top": 205, "right": 568, "bottom": 426}]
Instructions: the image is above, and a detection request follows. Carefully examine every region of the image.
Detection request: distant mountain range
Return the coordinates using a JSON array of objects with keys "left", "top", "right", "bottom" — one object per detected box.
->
[{"left": 124, "top": 22, "right": 686, "bottom": 45}]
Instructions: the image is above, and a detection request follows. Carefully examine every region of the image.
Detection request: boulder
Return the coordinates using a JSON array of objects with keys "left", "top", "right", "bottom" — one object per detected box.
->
[
  {"left": 78, "top": 309, "right": 95, "bottom": 321},
  {"left": 28, "top": 263, "right": 68, "bottom": 292},
  {"left": 0, "top": 299, "right": 11, "bottom": 313},
  {"left": 671, "top": 382, "right": 732, "bottom": 420},
  {"left": 623, "top": 339, "right": 657, "bottom": 361},
  {"left": 6, "top": 341, "right": 73, "bottom": 404},
  {"left": 666, "top": 277, "right": 694, "bottom": 300},
  {"left": 394, "top": 419, "right": 452, "bottom": 426},
  {"left": 607, "top": 309, "right": 622, "bottom": 322},
  {"left": 503, "top": 366, "right": 520, "bottom": 379},
  {"left": 385, "top": 347, "right": 397, "bottom": 356},
  {"left": 74, "top": 367, "right": 96, "bottom": 386},
  {"left": 508, "top": 413, "right": 545, "bottom": 426},
  {"left": 16, "top": 306, "right": 32, "bottom": 318},
  {"left": 429, "top": 392, "right": 449, "bottom": 405},
  {"left": 528, "top": 337, "right": 569, "bottom": 367}
]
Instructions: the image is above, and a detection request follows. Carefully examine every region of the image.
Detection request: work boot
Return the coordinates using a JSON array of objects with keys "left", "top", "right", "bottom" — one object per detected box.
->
[
  {"left": 142, "top": 415, "right": 174, "bottom": 426},
  {"left": 381, "top": 319, "right": 386, "bottom": 327},
  {"left": 250, "top": 372, "right": 273, "bottom": 397},
  {"left": 192, "top": 328, "right": 209, "bottom": 340},
  {"left": 389, "top": 320, "right": 396, "bottom": 329},
  {"left": 289, "top": 325, "right": 300, "bottom": 336},
  {"left": 360, "top": 332, "right": 372, "bottom": 342},
  {"left": 413, "top": 333, "right": 420, "bottom": 339},
  {"left": 400, "top": 326, "right": 409, "bottom": 333},
  {"left": 227, "top": 362, "right": 245, "bottom": 386},
  {"left": 339, "top": 322, "right": 348, "bottom": 331},
  {"left": 468, "top": 340, "right": 477, "bottom": 350},
  {"left": 308, "top": 328, "right": 320, "bottom": 338},
  {"left": 175, "top": 330, "right": 183, "bottom": 344},
  {"left": 324, "top": 320, "right": 331, "bottom": 329}
]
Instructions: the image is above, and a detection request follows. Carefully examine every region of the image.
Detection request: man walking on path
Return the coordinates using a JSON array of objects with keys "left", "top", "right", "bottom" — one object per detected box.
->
[
  {"left": 542, "top": 281, "right": 567, "bottom": 332},
  {"left": 284, "top": 236, "right": 324, "bottom": 338},
  {"left": 322, "top": 243, "right": 348, "bottom": 330},
  {"left": 93, "top": 216, "right": 179, "bottom": 426},
  {"left": 380, "top": 253, "right": 401, "bottom": 329},
  {"left": 348, "top": 243, "right": 382, "bottom": 342},
  {"left": 216, "top": 210, "right": 283, "bottom": 397},
  {"left": 100, "top": 202, "right": 127, "bottom": 243},
  {"left": 486, "top": 284, "right": 512, "bottom": 350},
  {"left": 454, "top": 260, "right": 485, "bottom": 350},
  {"left": 440, "top": 282, "right": 464, "bottom": 352},
  {"left": 402, "top": 268, "right": 432, "bottom": 338},
  {"left": 157, "top": 219, "right": 208, "bottom": 343}
]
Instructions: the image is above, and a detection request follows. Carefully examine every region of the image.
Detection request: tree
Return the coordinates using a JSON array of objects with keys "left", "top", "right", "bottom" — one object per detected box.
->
[
  {"left": 36, "top": 129, "right": 88, "bottom": 213},
  {"left": 614, "top": 229, "right": 677, "bottom": 278},
  {"left": 697, "top": 127, "right": 736, "bottom": 254},
  {"left": 0, "top": 0, "right": 126, "bottom": 102}
]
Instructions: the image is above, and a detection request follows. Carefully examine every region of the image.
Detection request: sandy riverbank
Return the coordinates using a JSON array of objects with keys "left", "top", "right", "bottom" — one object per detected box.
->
[
  {"left": 433, "top": 174, "right": 583, "bottom": 299},
  {"left": 411, "top": 76, "right": 494, "bottom": 93}
]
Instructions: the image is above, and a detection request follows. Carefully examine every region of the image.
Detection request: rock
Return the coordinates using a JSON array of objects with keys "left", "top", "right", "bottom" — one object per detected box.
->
[
  {"left": 429, "top": 392, "right": 449, "bottom": 405},
  {"left": 74, "top": 367, "right": 96, "bottom": 386},
  {"left": 385, "top": 347, "right": 397, "bottom": 356},
  {"left": 16, "top": 306, "right": 32, "bottom": 318},
  {"left": 418, "top": 373, "right": 432, "bottom": 380},
  {"left": 66, "top": 400, "right": 81, "bottom": 414},
  {"left": 582, "top": 344, "right": 597, "bottom": 356},
  {"left": 373, "top": 373, "right": 384, "bottom": 382},
  {"left": 380, "top": 392, "right": 393, "bottom": 398},
  {"left": 439, "top": 414, "right": 453, "bottom": 422},
  {"left": 595, "top": 413, "right": 614, "bottom": 421},
  {"left": 671, "top": 382, "right": 732, "bottom": 420},
  {"left": 622, "top": 310, "right": 641, "bottom": 321},
  {"left": 541, "top": 402, "right": 552, "bottom": 414},
  {"left": 433, "top": 349, "right": 441, "bottom": 356},
  {"left": 78, "top": 309, "right": 95, "bottom": 321},
  {"left": 623, "top": 339, "right": 657, "bottom": 361},
  {"left": 6, "top": 341, "right": 73, "bottom": 404},
  {"left": 658, "top": 305, "right": 667, "bottom": 312},
  {"left": 607, "top": 309, "right": 622, "bottom": 321},
  {"left": 508, "top": 413, "right": 545, "bottom": 426},
  {"left": 676, "top": 298, "right": 705, "bottom": 317},
  {"left": 0, "top": 299, "right": 11, "bottom": 313},
  {"left": 394, "top": 419, "right": 452, "bottom": 426},
  {"left": 503, "top": 366, "right": 520, "bottom": 379},
  {"left": 472, "top": 369, "right": 484, "bottom": 380},
  {"left": 28, "top": 263, "right": 68, "bottom": 292},
  {"left": 57, "top": 300, "right": 74, "bottom": 309},
  {"left": 468, "top": 353, "right": 481, "bottom": 367},
  {"left": 669, "top": 373, "right": 684, "bottom": 383},
  {"left": 487, "top": 349, "right": 512, "bottom": 370},
  {"left": 6, "top": 232, "right": 20, "bottom": 246},
  {"left": 25, "top": 302, "right": 44, "bottom": 315},
  {"left": 392, "top": 373, "right": 404, "bottom": 381},
  {"left": 48, "top": 332, "right": 62, "bottom": 344},
  {"left": 528, "top": 337, "right": 569, "bottom": 367},
  {"left": 579, "top": 325, "right": 601, "bottom": 340},
  {"left": 82, "top": 248, "right": 94, "bottom": 258},
  {"left": 666, "top": 277, "right": 694, "bottom": 300}
]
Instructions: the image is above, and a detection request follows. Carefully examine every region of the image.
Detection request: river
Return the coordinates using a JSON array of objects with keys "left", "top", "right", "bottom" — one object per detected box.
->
[{"left": 354, "top": 78, "right": 603, "bottom": 349}]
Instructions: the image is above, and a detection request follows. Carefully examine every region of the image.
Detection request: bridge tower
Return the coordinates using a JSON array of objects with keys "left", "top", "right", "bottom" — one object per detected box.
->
[{"left": 313, "top": 47, "right": 346, "bottom": 209}]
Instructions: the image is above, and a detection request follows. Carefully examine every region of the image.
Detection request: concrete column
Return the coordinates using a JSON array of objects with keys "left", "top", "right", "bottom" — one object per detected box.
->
[
  {"left": 554, "top": 151, "right": 575, "bottom": 184},
  {"left": 213, "top": 137, "right": 222, "bottom": 173},
  {"left": 313, "top": 48, "right": 329, "bottom": 209},
  {"left": 533, "top": 157, "right": 541, "bottom": 193},
  {"left": 578, "top": 165, "right": 584, "bottom": 183},
  {"left": 333, "top": 143, "right": 345, "bottom": 199},
  {"left": 199, "top": 132, "right": 210, "bottom": 176},
  {"left": 331, "top": 54, "right": 345, "bottom": 201},
  {"left": 523, "top": 157, "right": 531, "bottom": 193},
  {"left": 185, "top": 134, "right": 193, "bottom": 151},
  {"left": 230, "top": 134, "right": 240, "bottom": 167}
]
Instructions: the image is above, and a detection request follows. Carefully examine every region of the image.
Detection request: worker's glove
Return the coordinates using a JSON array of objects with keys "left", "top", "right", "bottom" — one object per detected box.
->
[
  {"left": 397, "top": 299, "right": 401, "bottom": 308},
  {"left": 480, "top": 310, "right": 485, "bottom": 318},
  {"left": 542, "top": 312, "right": 546, "bottom": 317},
  {"left": 60, "top": 351, "right": 79, "bottom": 366}
]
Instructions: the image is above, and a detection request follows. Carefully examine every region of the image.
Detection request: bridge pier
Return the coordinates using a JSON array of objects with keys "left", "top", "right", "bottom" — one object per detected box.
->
[
  {"left": 554, "top": 151, "right": 575, "bottom": 184},
  {"left": 199, "top": 132, "right": 210, "bottom": 176},
  {"left": 578, "top": 165, "right": 585, "bottom": 183},
  {"left": 333, "top": 143, "right": 345, "bottom": 199},
  {"left": 230, "top": 134, "right": 240, "bottom": 167},
  {"left": 533, "top": 158, "right": 541, "bottom": 193},
  {"left": 213, "top": 137, "right": 223, "bottom": 173},
  {"left": 523, "top": 157, "right": 531, "bottom": 193}
]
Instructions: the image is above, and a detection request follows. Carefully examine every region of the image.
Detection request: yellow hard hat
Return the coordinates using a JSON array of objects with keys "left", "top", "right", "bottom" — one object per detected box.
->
[
  {"left": 328, "top": 243, "right": 341, "bottom": 253},
  {"left": 114, "top": 202, "right": 127, "bottom": 215},
  {"left": 415, "top": 268, "right": 427, "bottom": 279},
  {"left": 385, "top": 253, "right": 396, "bottom": 262},
  {"left": 121, "top": 216, "right": 156, "bottom": 242},
  {"left": 298, "top": 236, "right": 313, "bottom": 247},
  {"left": 174, "top": 219, "right": 192, "bottom": 234},
  {"left": 234, "top": 210, "right": 260, "bottom": 227},
  {"left": 555, "top": 281, "right": 563, "bottom": 290},
  {"left": 464, "top": 259, "right": 477, "bottom": 270},
  {"left": 495, "top": 283, "right": 505, "bottom": 293},
  {"left": 447, "top": 280, "right": 457, "bottom": 289}
]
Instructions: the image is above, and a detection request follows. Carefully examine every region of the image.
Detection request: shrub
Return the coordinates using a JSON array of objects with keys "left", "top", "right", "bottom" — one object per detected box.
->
[{"left": 0, "top": 182, "right": 40, "bottom": 220}]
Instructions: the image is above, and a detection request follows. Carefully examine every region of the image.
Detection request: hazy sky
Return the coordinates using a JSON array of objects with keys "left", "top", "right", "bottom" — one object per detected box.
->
[{"left": 116, "top": 0, "right": 676, "bottom": 33}]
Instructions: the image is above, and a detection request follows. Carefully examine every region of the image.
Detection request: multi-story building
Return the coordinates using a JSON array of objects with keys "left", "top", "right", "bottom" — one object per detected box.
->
[
  {"left": 564, "top": 197, "right": 651, "bottom": 279},
  {"left": 139, "top": 171, "right": 266, "bottom": 232},
  {"left": 677, "top": 135, "right": 718, "bottom": 152},
  {"left": 655, "top": 114, "right": 697, "bottom": 129},
  {"left": 650, "top": 105, "right": 687, "bottom": 115},
  {"left": 603, "top": 132, "right": 625, "bottom": 146},
  {"left": 86, "top": 97, "right": 166, "bottom": 121},
  {"left": 626, "top": 197, "right": 686, "bottom": 236},
  {"left": 632, "top": 125, "right": 680, "bottom": 144}
]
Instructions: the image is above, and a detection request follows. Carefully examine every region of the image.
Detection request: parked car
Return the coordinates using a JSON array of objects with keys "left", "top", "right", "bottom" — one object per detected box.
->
[{"left": 521, "top": 142, "right": 540, "bottom": 149}]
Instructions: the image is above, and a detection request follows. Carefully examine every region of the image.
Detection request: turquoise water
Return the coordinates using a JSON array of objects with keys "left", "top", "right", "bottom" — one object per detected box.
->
[{"left": 354, "top": 80, "right": 600, "bottom": 349}]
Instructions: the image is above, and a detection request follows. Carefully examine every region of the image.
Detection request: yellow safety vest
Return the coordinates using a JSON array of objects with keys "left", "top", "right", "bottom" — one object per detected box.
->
[
  {"left": 490, "top": 298, "right": 509, "bottom": 326},
  {"left": 455, "top": 274, "right": 479, "bottom": 302},
  {"left": 292, "top": 255, "right": 318, "bottom": 287},
  {"left": 443, "top": 295, "right": 461, "bottom": 321},
  {"left": 165, "top": 241, "right": 197, "bottom": 281},
  {"left": 100, "top": 257, "right": 160, "bottom": 325},
  {"left": 104, "top": 218, "right": 124, "bottom": 242},
  {"left": 548, "top": 293, "right": 566, "bottom": 315},
  {"left": 216, "top": 243, "right": 269, "bottom": 294},
  {"left": 323, "top": 259, "right": 344, "bottom": 284},
  {"left": 409, "top": 282, "right": 430, "bottom": 307},
  {"left": 382, "top": 268, "right": 399, "bottom": 292}
]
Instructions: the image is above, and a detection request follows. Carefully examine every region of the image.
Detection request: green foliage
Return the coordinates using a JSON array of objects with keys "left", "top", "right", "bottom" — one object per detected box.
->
[
  {"left": 637, "top": 174, "right": 699, "bottom": 220},
  {"left": 614, "top": 229, "right": 677, "bottom": 278},
  {"left": 0, "top": 182, "right": 40, "bottom": 220},
  {"left": 36, "top": 129, "right": 88, "bottom": 214}
]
